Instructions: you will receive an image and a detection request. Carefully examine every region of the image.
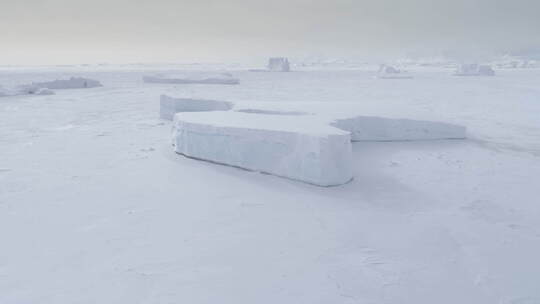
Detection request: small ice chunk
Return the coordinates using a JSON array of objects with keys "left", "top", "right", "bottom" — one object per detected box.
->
[{"left": 34, "top": 88, "right": 55, "bottom": 95}]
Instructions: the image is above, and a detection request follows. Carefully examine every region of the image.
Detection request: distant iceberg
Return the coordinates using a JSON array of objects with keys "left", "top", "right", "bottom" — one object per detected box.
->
[
  {"left": 160, "top": 95, "right": 233, "bottom": 120},
  {"left": 268, "top": 57, "right": 290, "bottom": 72},
  {"left": 454, "top": 64, "right": 495, "bottom": 76},
  {"left": 143, "top": 72, "right": 239, "bottom": 85},
  {"left": 32, "top": 77, "right": 102, "bottom": 89},
  {"left": 250, "top": 57, "right": 291, "bottom": 72},
  {"left": 376, "top": 64, "right": 413, "bottom": 79}
]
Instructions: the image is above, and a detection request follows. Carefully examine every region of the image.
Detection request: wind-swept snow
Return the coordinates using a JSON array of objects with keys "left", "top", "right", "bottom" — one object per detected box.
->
[
  {"left": 1, "top": 66, "right": 540, "bottom": 304},
  {"left": 172, "top": 111, "right": 353, "bottom": 186}
]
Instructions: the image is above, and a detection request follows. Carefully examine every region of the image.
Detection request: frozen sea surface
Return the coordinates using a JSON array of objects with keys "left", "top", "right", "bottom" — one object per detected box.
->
[{"left": 1, "top": 65, "right": 540, "bottom": 304}]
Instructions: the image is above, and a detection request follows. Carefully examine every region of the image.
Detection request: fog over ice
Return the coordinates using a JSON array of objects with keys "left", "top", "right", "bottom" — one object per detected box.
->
[{"left": 1, "top": 0, "right": 539, "bottom": 64}]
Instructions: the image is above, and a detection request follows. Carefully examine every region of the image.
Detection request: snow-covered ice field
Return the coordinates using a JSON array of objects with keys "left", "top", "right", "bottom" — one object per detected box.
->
[{"left": 1, "top": 64, "right": 540, "bottom": 303}]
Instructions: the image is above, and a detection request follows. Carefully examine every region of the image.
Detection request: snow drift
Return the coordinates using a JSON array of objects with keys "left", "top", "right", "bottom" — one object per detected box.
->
[
  {"left": 160, "top": 95, "right": 233, "bottom": 120},
  {"left": 32, "top": 77, "right": 102, "bottom": 89},
  {"left": 172, "top": 111, "right": 353, "bottom": 186},
  {"left": 144, "top": 72, "right": 240, "bottom": 85}
]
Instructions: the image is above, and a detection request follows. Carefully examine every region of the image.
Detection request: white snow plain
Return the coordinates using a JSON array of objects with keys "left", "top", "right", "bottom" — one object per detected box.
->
[{"left": 1, "top": 64, "right": 540, "bottom": 304}]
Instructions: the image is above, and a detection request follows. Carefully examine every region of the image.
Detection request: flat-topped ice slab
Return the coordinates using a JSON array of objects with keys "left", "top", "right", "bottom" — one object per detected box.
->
[
  {"left": 172, "top": 112, "right": 353, "bottom": 186},
  {"left": 161, "top": 95, "right": 467, "bottom": 141},
  {"left": 33, "top": 77, "right": 102, "bottom": 89},
  {"left": 160, "top": 95, "right": 233, "bottom": 120},
  {"left": 144, "top": 72, "right": 240, "bottom": 85},
  {"left": 330, "top": 115, "right": 467, "bottom": 141}
]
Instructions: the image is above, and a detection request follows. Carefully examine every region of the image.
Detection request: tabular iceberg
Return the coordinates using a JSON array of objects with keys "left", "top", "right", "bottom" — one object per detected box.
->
[
  {"left": 330, "top": 116, "right": 467, "bottom": 141},
  {"left": 172, "top": 111, "right": 353, "bottom": 186},
  {"left": 32, "top": 77, "right": 103, "bottom": 89},
  {"left": 268, "top": 57, "right": 291, "bottom": 72},
  {"left": 160, "top": 95, "right": 233, "bottom": 120},
  {"left": 144, "top": 72, "right": 240, "bottom": 85},
  {"left": 454, "top": 64, "right": 495, "bottom": 76}
]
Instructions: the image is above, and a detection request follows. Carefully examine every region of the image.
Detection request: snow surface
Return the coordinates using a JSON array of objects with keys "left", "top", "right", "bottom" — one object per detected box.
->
[
  {"left": 144, "top": 72, "right": 240, "bottom": 85},
  {"left": 160, "top": 95, "right": 233, "bottom": 120},
  {"left": 173, "top": 111, "right": 352, "bottom": 186},
  {"left": 1, "top": 65, "right": 540, "bottom": 304}
]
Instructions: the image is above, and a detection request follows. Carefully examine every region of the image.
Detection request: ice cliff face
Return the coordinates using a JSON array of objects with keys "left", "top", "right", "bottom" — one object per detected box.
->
[{"left": 172, "top": 111, "right": 353, "bottom": 186}]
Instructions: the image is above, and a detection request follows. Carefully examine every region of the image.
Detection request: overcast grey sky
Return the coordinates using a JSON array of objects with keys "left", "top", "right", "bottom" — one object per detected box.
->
[{"left": 1, "top": 0, "right": 539, "bottom": 64}]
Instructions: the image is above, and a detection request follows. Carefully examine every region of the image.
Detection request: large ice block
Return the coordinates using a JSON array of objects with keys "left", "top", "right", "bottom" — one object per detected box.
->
[{"left": 172, "top": 111, "right": 353, "bottom": 186}]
